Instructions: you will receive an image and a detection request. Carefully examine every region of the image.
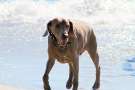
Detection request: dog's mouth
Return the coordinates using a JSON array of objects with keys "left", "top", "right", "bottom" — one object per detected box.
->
[
  {"left": 57, "top": 38, "right": 68, "bottom": 47},
  {"left": 49, "top": 32, "right": 70, "bottom": 47}
]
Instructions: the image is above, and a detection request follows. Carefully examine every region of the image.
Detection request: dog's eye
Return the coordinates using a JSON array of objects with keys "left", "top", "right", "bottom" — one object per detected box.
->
[
  {"left": 65, "top": 24, "right": 69, "bottom": 28},
  {"left": 56, "top": 24, "right": 60, "bottom": 28}
]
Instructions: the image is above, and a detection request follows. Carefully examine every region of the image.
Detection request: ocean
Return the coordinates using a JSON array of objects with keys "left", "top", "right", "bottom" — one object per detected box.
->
[{"left": 0, "top": 0, "right": 135, "bottom": 90}]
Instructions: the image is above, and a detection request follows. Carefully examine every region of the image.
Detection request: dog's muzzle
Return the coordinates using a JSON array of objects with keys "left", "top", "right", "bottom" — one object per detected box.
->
[
  {"left": 59, "top": 33, "right": 69, "bottom": 46},
  {"left": 50, "top": 33, "right": 72, "bottom": 48}
]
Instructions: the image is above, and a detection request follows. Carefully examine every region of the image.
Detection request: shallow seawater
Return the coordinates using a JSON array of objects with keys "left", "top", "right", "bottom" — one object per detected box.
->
[
  {"left": 0, "top": 0, "right": 135, "bottom": 89},
  {"left": 0, "top": 20, "right": 135, "bottom": 90}
]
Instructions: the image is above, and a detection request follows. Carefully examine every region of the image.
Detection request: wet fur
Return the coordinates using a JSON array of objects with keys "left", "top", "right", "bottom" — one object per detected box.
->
[{"left": 42, "top": 18, "right": 100, "bottom": 90}]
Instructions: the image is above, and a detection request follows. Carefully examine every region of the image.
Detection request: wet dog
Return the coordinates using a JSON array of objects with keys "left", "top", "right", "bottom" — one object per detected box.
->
[{"left": 42, "top": 17, "right": 100, "bottom": 90}]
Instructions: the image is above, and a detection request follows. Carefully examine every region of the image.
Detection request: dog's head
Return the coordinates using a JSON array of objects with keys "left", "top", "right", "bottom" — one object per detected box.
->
[{"left": 43, "top": 18, "right": 74, "bottom": 46}]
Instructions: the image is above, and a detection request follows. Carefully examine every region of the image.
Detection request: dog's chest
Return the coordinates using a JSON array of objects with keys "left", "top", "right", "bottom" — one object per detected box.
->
[
  {"left": 56, "top": 55, "right": 71, "bottom": 63},
  {"left": 54, "top": 47, "right": 72, "bottom": 63}
]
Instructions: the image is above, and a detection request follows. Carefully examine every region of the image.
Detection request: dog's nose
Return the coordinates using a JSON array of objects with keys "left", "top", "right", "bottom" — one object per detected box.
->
[{"left": 62, "top": 33, "right": 68, "bottom": 39}]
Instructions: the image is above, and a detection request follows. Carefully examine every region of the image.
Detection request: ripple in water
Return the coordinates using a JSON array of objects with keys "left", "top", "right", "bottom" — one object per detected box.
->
[{"left": 122, "top": 56, "right": 135, "bottom": 76}]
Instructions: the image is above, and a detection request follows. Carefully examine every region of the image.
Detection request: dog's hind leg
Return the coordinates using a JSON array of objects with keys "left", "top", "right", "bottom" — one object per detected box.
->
[
  {"left": 43, "top": 59, "right": 55, "bottom": 90},
  {"left": 87, "top": 46, "right": 100, "bottom": 89},
  {"left": 66, "top": 63, "right": 73, "bottom": 89},
  {"left": 86, "top": 31, "right": 100, "bottom": 89},
  {"left": 88, "top": 51, "right": 100, "bottom": 89}
]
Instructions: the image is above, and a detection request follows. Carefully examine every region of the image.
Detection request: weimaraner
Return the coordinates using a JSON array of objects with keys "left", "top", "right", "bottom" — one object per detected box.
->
[{"left": 42, "top": 17, "right": 100, "bottom": 90}]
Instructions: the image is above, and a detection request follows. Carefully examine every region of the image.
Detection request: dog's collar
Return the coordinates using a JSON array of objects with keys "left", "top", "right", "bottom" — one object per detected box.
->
[
  {"left": 49, "top": 32, "right": 73, "bottom": 48},
  {"left": 55, "top": 42, "right": 72, "bottom": 48}
]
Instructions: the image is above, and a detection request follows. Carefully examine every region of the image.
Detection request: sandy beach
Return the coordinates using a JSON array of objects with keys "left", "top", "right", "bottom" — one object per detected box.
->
[{"left": 0, "top": 85, "right": 23, "bottom": 90}]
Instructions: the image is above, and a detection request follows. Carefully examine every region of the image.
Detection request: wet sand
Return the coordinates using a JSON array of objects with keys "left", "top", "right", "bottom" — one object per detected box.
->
[{"left": 0, "top": 22, "right": 135, "bottom": 90}]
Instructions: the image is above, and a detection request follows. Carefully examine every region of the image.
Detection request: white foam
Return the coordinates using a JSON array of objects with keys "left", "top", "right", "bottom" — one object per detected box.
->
[{"left": 0, "top": 0, "right": 135, "bottom": 24}]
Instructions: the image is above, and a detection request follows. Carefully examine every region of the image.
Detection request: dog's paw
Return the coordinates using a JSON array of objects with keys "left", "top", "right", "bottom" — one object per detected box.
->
[
  {"left": 44, "top": 85, "right": 51, "bottom": 90},
  {"left": 92, "top": 82, "right": 100, "bottom": 90},
  {"left": 44, "top": 87, "right": 51, "bottom": 90},
  {"left": 66, "top": 80, "right": 72, "bottom": 89}
]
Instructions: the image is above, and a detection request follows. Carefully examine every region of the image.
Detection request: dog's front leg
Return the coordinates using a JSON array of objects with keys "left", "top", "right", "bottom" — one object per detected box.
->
[
  {"left": 66, "top": 63, "right": 73, "bottom": 89},
  {"left": 71, "top": 55, "right": 79, "bottom": 90},
  {"left": 43, "top": 59, "right": 55, "bottom": 90}
]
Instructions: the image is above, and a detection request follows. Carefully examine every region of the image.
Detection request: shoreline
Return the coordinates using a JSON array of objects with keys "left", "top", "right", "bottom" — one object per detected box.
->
[{"left": 0, "top": 84, "right": 24, "bottom": 90}]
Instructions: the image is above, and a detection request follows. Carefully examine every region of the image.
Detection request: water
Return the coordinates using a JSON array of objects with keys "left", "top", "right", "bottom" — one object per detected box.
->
[{"left": 0, "top": 0, "right": 135, "bottom": 90}]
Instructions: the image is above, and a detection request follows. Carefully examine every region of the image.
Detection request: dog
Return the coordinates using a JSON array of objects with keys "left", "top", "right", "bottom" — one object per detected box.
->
[{"left": 42, "top": 17, "right": 100, "bottom": 90}]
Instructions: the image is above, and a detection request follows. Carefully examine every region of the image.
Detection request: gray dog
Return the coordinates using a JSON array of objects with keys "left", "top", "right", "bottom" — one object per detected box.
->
[{"left": 42, "top": 17, "right": 100, "bottom": 90}]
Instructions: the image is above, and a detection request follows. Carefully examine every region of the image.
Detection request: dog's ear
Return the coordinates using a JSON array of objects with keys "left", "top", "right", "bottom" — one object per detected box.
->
[
  {"left": 43, "top": 21, "right": 52, "bottom": 37},
  {"left": 69, "top": 20, "right": 75, "bottom": 37}
]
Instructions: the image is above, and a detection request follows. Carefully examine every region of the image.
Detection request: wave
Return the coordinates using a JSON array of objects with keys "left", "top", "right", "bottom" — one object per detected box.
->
[{"left": 0, "top": 0, "right": 135, "bottom": 24}]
